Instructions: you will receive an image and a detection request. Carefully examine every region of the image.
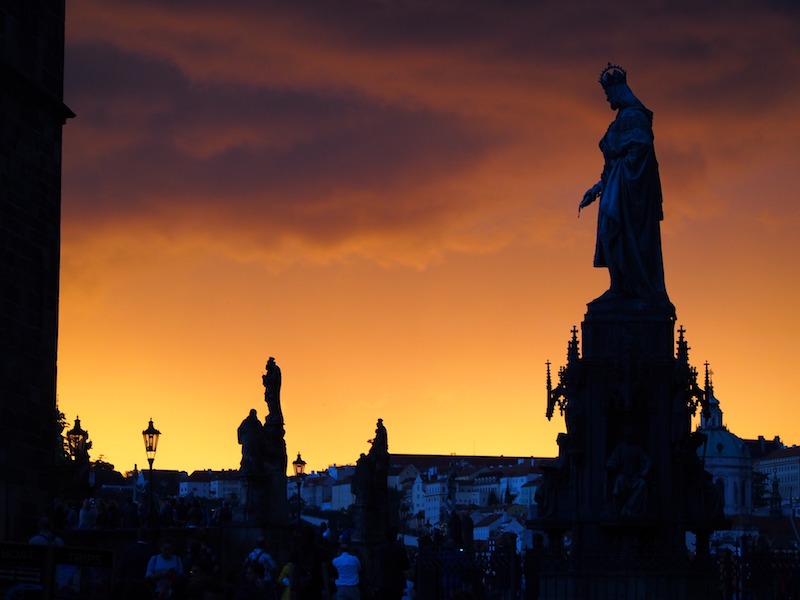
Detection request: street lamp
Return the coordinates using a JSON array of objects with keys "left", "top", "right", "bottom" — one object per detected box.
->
[
  {"left": 66, "top": 416, "right": 91, "bottom": 499},
  {"left": 142, "top": 418, "right": 161, "bottom": 526},
  {"left": 66, "top": 416, "right": 89, "bottom": 462},
  {"left": 292, "top": 452, "right": 306, "bottom": 525}
]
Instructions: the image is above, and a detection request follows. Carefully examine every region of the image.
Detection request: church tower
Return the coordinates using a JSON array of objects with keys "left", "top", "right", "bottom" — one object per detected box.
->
[{"left": 696, "top": 364, "right": 752, "bottom": 517}]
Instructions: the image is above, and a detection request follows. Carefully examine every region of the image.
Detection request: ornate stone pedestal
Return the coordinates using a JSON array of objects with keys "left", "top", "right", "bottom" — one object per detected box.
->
[{"left": 532, "top": 299, "right": 727, "bottom": 599}]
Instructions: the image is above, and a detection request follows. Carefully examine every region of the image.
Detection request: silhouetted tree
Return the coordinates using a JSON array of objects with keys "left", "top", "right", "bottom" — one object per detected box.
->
[
  {"left": 55, "top": 405, "right": 70, "bottom": 464},
  {"left": 92, "top": 456, "right": 126, "bottom": 486}
]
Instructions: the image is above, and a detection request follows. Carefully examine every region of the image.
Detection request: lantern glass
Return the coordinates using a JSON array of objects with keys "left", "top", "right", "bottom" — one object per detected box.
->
[
  {"left": 142, "top": 419, "right": 161, "bottom": 462},
  {"left": 292, "top": 452, "right": 306, "bottom": 477},
  {"left": 66, "top": 416, "right": 88, "bottom": 459}
]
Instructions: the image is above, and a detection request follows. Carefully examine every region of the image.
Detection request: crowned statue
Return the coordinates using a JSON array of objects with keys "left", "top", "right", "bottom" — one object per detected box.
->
[{"left": 579, "top": 63, "right": 671, "bottom": 309}]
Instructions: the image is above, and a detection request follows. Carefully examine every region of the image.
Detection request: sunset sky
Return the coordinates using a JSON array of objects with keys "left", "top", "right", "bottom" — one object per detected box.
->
[{"left": 58, "top": 0, "right": 800, "bottom": 475}]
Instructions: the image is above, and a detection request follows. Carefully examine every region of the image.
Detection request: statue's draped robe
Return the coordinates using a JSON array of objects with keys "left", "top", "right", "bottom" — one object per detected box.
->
[{"left": 596, "top": 105, "right": 668, "bottom": 302}]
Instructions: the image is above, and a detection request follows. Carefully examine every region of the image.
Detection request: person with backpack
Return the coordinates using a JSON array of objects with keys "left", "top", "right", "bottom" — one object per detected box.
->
[
  {"left": 245, "top": 537, "right": 278, "bottom": 588},
  {"left": 236, "top": 562, "right": 273, "bottom": 600}
]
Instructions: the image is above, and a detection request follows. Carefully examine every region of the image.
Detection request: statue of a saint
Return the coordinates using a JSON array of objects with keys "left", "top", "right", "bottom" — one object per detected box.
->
[
  {"left": 372, "top": 418, "right": 388, "bottom": 457},
  {"left": 579, "top": 64, "right": 670, "bottom": 306},
  {"left": 262, "top": 357, "right": 283, "bottom": 424},
  {"left": 238, "top": 409, "right": 265, "bottom": 475},
  {"left": 352, "top": 452, "right": 374, "bottom": 503}
]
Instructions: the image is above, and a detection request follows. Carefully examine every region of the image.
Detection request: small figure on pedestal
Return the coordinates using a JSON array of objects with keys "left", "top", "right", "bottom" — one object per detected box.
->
[{"left": 263, "top": 357, "right": 283, "bottom": 424}]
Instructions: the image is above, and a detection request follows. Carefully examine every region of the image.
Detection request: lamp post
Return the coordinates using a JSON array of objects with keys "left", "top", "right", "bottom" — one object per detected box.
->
[
  {"left": 292, "top": 452, "right": 306, "bottom": 525},
  {"left": 66, "top": 416, "right": 89, "bottom": 463},
  {"left": 142, "top": 418, "right": 161, "bottom": 526},
  {"left": 66, "top": 416, "right": 90, "bottom": 499}
]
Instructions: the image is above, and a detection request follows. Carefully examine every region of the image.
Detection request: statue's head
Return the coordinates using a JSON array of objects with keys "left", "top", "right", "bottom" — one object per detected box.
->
[
  {"left": 599, "top": 63, "right": 639, "bottom": 110},
  {"left": 599, "top": 63, "right": 627, "bottom": 90}
]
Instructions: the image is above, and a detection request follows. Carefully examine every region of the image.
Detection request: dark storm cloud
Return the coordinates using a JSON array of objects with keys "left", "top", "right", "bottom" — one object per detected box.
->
[
  {"left": 64, "top": 41, "right": 495, "bottom": 243},
  {"left": 63, "top": 0, "right": 800, "bottom": 260}
]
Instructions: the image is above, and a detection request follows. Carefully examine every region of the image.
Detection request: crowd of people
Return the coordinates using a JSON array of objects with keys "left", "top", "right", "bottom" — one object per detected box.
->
[
  {"left": 44, "top": 494, "right": 234, "bottom": 533},
  {"left": 28, "top": 503, "right": 415, "bottom": 600},
  {"left": 108, "top": 523, "right": 413, "bottom": 600}
]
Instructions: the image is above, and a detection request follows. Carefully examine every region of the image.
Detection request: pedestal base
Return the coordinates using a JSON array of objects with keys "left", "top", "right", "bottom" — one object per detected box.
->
[
  {"left": 238, "top": 472, "right": 288, "bottom": 526},
  {"left": 535, "top": 553, "right": 718, "bottom": 600}
]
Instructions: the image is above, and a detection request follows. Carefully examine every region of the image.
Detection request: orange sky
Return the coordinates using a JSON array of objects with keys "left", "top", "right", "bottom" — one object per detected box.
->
[{"left": 57, "top": 0, "right": 800, "bottom": 475}]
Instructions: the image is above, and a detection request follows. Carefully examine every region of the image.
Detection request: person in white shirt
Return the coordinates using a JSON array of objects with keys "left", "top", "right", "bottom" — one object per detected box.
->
[{"left": 331, "top": 543, "right": 361, "bottom": 600}]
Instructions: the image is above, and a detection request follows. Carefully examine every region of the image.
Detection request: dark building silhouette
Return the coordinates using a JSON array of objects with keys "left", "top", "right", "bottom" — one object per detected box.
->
[{"left": 1, "top": 0, "right": 73, "bottom": 540}]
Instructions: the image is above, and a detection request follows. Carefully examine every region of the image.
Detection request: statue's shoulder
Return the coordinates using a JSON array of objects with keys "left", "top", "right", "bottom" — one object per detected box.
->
[{"left": 608, "top": 107, "right": 653, "bottom": 143}]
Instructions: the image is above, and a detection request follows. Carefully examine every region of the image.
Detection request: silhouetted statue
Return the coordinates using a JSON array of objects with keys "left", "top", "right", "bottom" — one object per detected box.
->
[
  {"left": 373, "top": 418, "right": 388, "bottom": 456},
  {"left": 534, "top": 433, "right": 569, "bottom": 518},
  {"left": 579, "top": 64, "right": 670, "bottom": 305},
  {"left": 238, "top": 409, "right": 265, "bottom": 475},
  {"left": 262, "top": 356, "right": 283, "bottom": 424},
  {"left": 352, "top": 420, "right": 391, "bottom": 544},
  {"left": 353, "top": 453, "right": 373, "bottom": 502},
  {"left": 370, "top": 418, "right": 389, "bottom": 508},
  {"left": 606, "top": 431, "right": 652, "bottom": 516}
]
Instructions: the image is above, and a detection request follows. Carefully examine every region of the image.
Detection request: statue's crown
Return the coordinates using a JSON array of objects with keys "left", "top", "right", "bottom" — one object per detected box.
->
[{"left": 599, "top": 63, "right": 627, "bottom": 89}]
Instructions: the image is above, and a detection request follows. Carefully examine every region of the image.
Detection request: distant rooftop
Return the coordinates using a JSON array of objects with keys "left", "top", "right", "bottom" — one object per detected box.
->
[{"left": 388, "top": 453, "right": 535, "bottom": 472}]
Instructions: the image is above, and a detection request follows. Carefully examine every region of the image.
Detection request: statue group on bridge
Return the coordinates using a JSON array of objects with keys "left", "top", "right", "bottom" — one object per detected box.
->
[{"left": 238, "top": 357, "right": 286, "bottom": 475}]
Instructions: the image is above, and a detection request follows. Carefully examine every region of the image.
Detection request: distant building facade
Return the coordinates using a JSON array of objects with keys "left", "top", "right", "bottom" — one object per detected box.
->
[
  {"left": 179, "top": 470, "right": 240, "bottom": 501},
  {"left": 286, "top": 454, "right": 539, "bottom": 536},
  {"left": 695, "top": 378, "right": 752, "bottom": 516},
  {"left": 755, "top": 446, "right": 800, "bottom": 508}
]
